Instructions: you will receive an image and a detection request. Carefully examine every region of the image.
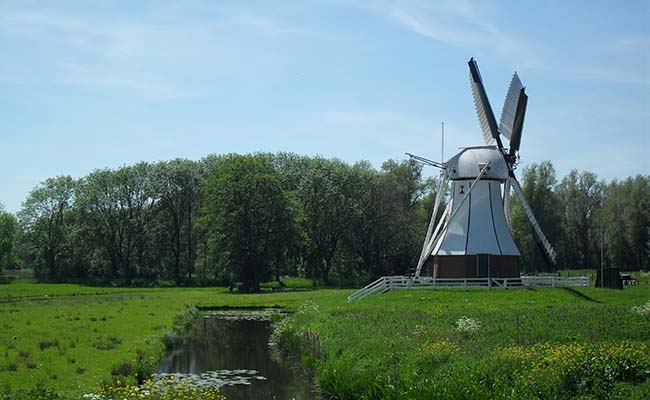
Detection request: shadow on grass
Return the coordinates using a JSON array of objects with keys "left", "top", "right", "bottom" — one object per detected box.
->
[{"left": 563, "top": 287, "right": 603, "bottom": 303}]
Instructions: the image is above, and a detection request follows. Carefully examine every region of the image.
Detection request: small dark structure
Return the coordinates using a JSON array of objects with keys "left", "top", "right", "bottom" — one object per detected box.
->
[
  {"left": 620, "top": 273, "right": 639, "bottom": 285},
  {"left": 595, "top": 267, "right": 623, "bottom": 290}
]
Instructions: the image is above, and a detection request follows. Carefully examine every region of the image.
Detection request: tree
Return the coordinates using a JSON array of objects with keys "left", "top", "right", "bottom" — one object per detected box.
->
[
  {"left": 151, "top": 159, "right": 203, "bottom": 284},
  {"left": 296, "top": 158, "right": 353, "bottom": 285},
  {"left": 203, "top": 155, "right": 295, "bottom": 291},
  {"left": 555, "top": 170, "right": 605, "bottom": 268},
  {"left": 511, "top": 162, "right": 562, "bottom": 272},
  {"left": 77, "top": 164, "right": 153, "bottom": 283},
  {"left": 344, "top": 159, "right": 428, "bottom": 281},
  {"left": 601, "top": 176, "right": 650, "bottom": 270},
  {"left": 19, "top": 176, "right": 76, "bottom": 280},
  {"left": 0, "top": 203, "right": 18, "bottom": 269}
]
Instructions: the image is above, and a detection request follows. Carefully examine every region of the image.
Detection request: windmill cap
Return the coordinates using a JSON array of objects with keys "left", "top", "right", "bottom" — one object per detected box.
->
[{"left": 447, "top": 146, "right": 509, "bottom": 180}]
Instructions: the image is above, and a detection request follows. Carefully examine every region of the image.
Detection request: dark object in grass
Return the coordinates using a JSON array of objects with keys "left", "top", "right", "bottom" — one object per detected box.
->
[
  {"left": 92, "top": 335, "right": 122, "bottom": 350},
  {"left": 595, "top": 267, "right": 624, "bottom": 290},
  {"left": 4, "top": 362, "right": 18, "bottom": 371},
  {"left": 18, "top": 350, "right": 30, "bottom": 359},
  {"left": 111, "top": 361, "right": 133, "bottom": 376},
  {"left": 25, "top": 360, "right": 37, "bottom": 369},
  {"left": 76, "top": 367, "right": 86, "bottom": 374},
  {"left": 39, "top": 340, "right": 59, "bottom": 351}
]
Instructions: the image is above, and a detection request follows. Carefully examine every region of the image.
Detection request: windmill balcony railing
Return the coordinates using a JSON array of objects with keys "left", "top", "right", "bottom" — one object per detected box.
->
[{"left": 348, "top": 275, "right": 590, "bottom": 301}]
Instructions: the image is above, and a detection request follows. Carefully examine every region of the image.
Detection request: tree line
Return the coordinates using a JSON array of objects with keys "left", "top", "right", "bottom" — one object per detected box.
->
[{"left": 1, "top": 153, "right": 648, "bottom": 288}]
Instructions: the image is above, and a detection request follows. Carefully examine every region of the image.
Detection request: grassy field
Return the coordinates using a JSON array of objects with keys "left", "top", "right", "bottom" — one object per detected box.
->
[
  {"left": 0, "top": 281, "right": 339, "bottom": 398},
  {"left": 278, "top": 285, "right": 650, "bottom": 399},
  {"left": 1, "top": 280, "right": 649, "bottom": 399}
]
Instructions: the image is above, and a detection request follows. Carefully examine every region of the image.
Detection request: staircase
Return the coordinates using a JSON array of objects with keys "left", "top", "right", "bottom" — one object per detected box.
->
[{"left": 347, "top": 277, "right": 391, "bottom": 302}]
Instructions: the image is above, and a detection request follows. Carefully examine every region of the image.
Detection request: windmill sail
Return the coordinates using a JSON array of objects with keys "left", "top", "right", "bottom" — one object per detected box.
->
[
  {"left": 499, "top": 73, "right": 524, "bottom": 141},
  {"left": 508, "top": 89, "right": 527, "bottom": 157},
  {"left": 511, "top": 178, "right": 557, "bottom": 265},
  {"left": 468, "top": 58, "right": 500, "bottom": 146}
]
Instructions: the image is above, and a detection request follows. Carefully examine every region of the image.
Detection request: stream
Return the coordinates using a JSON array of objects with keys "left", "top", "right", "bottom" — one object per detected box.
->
[{"left": 157, "top": 311, "right": 318, "bottom": 400}]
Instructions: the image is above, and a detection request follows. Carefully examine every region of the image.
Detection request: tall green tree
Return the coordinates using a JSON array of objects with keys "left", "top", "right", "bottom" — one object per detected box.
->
[
  {"left": 296, "top": 158, "right": 353, "bottom": 285},
  {"left": 203, "top": 155, "right": 295, "bottom": 291},
  {"left": 0, "top": 203, "right": 18, "bottom": 269},
  {"left": 152, "top": 159, "right": 203, "bottom": 284},
  {"left": 19, "top": 176, "right": 76, "bottom": 280},
  {"left": 511, "top": 161, "right": 562, "bottom": 272},
  {"left": 601, "top": 176, "right": 650, "bottom": 270},
  {"left": 77, "top": 164, "right": 153, "bottom": 283},
  {"left": 555, "top": 170, "right": 605, "bottom": 268}
]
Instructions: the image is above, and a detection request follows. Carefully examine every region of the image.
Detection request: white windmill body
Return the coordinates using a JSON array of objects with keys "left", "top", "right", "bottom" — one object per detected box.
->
[
  {"left": 411, "top": 58, "right": 557, "bottom": 280},
  {"left": 431, "top": 146, "right": 520, "bottom": 278}
]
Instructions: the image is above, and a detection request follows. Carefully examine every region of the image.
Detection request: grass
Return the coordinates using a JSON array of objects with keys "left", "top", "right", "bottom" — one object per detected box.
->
[
  {"left": 0, "top": 280, "right": 340, "bottom": 398},
  {"left": 276, "top": 285, "right": 650, "bottom": 399},
  {"left": 260, "top": 276, "right": 315, "bottom": 290},
  {"left": 1, "top": 280, "right": 649, "bottom": 399}
]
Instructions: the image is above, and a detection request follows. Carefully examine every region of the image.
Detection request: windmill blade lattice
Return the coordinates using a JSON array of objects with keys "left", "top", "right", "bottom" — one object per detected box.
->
[
  {"left": 499, "top": 73, "right": 524, "bottom": 141},
  {"left": 510, "top": 178, "right": 557, "bottom": 265}
]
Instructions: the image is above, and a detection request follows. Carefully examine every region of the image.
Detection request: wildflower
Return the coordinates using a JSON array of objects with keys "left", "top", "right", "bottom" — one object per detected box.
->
[
  {"left": 631, "top": 301, "right": 650, "bottom": 319},
  {"left": 455, "top": 316, "right": 480, "bottom": 333}
]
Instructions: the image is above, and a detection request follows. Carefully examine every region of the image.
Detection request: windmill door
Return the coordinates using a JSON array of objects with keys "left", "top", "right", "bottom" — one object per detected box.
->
[{"left": 477, "top": 254, "right": 490, "bottom": 278}]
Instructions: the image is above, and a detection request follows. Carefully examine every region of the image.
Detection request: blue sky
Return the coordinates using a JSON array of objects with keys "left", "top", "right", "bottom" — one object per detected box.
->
[{"left": 1, "top": 0, "right": 648, "bottom": 213}]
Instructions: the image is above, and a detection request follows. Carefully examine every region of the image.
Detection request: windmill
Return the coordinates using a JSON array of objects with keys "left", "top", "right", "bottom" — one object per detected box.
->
[{"left": 410, "top": 58, "right": 557, "bottom": 279}]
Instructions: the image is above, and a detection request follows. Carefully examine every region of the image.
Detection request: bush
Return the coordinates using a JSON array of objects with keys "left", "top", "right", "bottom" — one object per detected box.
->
[
  {"left": 38, "top": 340, "right": 58, "bottom": 351},
  {"left": 0, "top": 386, "right": 63, "bottom": 400},
  {"left": 92, "top": 336, "right": 122, "bottom": 350}
]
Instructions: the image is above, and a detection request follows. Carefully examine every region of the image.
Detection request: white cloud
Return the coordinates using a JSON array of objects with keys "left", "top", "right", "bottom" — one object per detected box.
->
[{"left": 0, "top": 6, "right": 307, "bottom": 98}]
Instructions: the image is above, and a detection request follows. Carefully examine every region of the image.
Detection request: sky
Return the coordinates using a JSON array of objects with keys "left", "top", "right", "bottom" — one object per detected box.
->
[{"left": 1, "top": 0, "right": 648, "bottom": 213}]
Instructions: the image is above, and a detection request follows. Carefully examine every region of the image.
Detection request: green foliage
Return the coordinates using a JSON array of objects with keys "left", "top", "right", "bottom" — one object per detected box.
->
[
  {"left": 602, "top": 176, "right": 650, "bottom": 270},
  {"left": 0, "top": 207, "right": 18, "bottom": 269},
  {"left": 0, "top": 385, "right": 63, "bottom": 400},
  {"left": 556, "top": 170, "right": 605, "bottom": 268},
  {"left": 203, "top": 155, "right": 296, "bottom": 291},
  {"left": 511, "top": 161, "right": 562, "bottom": 272},
  {"left": 13, "top": 153, "right": 650, "bottom": 284},
  {"left": 17, "top": 176, "right": 76, "bottom": 281}
]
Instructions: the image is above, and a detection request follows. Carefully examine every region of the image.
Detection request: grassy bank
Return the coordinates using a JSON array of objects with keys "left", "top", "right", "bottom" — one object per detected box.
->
[
  {"left": 276, "top": 286, "right": 650, "bottom": 399},
  {"left": 0, "top": 281, "right": 338, "bottom": 398},
  {"left": 2, "top": 281, "right": 650, "bottom": 399}
]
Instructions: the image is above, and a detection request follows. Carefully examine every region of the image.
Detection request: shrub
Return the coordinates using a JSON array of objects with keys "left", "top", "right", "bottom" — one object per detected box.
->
[
  {"left": 111, "top": 361, "right": 133, "bottom": 377},
  {"left": 92, "top": 336, "right": 122, "bottom": 350},
  {"left": 38, "top": 340, "right": 59, "bottom": 351},
  {"left": 134, "top": 349, "right": 156, "bottom": 384}
]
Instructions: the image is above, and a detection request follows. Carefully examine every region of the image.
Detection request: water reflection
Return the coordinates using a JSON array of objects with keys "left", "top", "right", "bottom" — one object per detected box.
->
[{"left": 158, "top": 315, "right": 318, "bottom": 400}]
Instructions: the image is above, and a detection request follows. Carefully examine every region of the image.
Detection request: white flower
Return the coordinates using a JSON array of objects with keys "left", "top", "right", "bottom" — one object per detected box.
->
[
  {"left": 631, "top": 300, "right": 650, "bottom": 319},
  {"left": 455, "top": 316, "right": 481, "bottom": 333}
]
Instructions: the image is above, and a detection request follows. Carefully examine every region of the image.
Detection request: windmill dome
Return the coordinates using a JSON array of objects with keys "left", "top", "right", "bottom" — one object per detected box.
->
[{"left": 447, "top": 146, "right": 509, "bottom": 180}]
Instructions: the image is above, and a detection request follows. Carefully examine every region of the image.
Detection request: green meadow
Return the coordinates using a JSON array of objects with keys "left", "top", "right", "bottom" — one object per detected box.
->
[{"left": 1, "top": 281, "right": 650, "bottom": 399}]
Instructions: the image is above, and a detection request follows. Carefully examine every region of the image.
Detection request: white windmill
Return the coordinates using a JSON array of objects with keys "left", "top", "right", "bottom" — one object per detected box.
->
[{"left": 410, "top": 58, "right": 557, "bottom": 279}]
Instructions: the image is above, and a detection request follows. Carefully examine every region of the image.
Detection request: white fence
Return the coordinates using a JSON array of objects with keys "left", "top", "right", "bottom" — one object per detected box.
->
[
  {"left": 520, "top": 275, "right": 590, "bottom": 288},
  {"left": 348, "top": 275, "right": 590, "bottom": 302}
]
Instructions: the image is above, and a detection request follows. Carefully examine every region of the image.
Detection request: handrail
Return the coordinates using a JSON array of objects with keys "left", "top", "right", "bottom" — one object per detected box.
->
[{"left": 348, "top": 275, "right": 591, "bottom": 301}]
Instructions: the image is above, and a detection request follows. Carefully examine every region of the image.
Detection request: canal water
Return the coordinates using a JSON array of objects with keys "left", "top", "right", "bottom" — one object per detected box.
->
[{"left": 158, "top": 312, "right": 318, "bottom": 400}]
